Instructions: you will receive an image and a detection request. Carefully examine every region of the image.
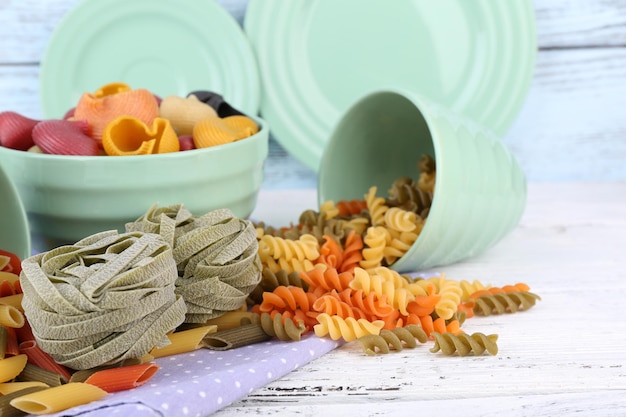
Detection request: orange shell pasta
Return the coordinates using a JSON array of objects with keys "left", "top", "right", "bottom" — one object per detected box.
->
[
  {"left": 74, "top": 86, "right": 159, "bottom": 143},
  {"left": 102, "top": 116, "right": 180, "bottom": 156},
  {"left": 193, "top": 115, "right": 259, "bottom": 148}
]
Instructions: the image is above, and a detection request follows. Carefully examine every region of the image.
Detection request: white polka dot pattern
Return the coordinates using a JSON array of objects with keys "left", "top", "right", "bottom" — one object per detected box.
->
[{"left": 34, "top": 335, "right": 341, "bottom": 417}]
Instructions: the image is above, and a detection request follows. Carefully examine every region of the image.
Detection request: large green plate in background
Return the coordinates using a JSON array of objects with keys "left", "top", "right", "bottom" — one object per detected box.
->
[
  {"left": 40, "top": 0, "right": 260, "bottom": 119},
  {"left": 244, "top": 0, "right": 536, "bottom": 172}
]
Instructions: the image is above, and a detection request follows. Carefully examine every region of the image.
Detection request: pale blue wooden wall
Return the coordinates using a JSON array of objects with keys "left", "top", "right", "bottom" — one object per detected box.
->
[{"left": 1, "top": 0, "right": 625, "bottom": 189}]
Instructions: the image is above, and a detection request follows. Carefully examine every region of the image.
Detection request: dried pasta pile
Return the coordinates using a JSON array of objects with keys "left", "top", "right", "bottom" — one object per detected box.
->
[
  {"left": 0, "top": 155, "right": 541, "bottom": 415},
  {"left": 0, "top": 82, "right": 258, "bottom": 156},
  {"left": 248, "top": 156, "right": 540, "bottom": 355}
]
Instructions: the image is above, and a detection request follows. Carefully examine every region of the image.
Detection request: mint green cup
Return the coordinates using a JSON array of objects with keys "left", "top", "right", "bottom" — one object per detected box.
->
[
  {"left": 0, "top": 117, "right": 268, "bottom": 253},
  {"left": 318, "top": 90, "right": 526, "bottom": 272}
]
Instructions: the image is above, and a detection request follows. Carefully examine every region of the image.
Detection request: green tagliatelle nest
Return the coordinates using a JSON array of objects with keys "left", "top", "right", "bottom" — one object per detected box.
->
[
  {"left": 20, "top": 231, "right": 187, "bottom": 370},
  {"left": 126, "top": 204, "right": 262, "bottom": 323}
]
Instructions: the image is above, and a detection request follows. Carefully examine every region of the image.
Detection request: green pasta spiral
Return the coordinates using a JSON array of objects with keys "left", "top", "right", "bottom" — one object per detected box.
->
[
  {"left": 247, "top": 267, "right": 310, "bottom": 305},
  {"left": 430, "top": 332, "right": 499, "bottom": 356},
  {"left": 243, "top": 312, "right": 306, "bottom": 342},
  {"left": 20, "top": 230, "right": 187, "bottom": 370},
  {"left": 473, "top": 291, "right": 541, "bottom": 316},
  {"left": 357, "top": 324, "right": 428, "bottom": 355}
]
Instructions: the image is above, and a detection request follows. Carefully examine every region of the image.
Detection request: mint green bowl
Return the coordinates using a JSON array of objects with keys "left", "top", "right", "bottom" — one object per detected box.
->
[
  {"left": 0, "top": 118, "right": 268, "bottom": 253},
  {"left": 0, "top": 164, "right": 31, "bottom": 259},
  {"left": 318, "top": 90, "right": 526, "bottom": 272}
]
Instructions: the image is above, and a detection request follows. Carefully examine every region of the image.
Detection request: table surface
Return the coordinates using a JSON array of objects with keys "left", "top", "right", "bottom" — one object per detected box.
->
[{"left": 208, "top": 181, "right": 626, "bottom": 417}]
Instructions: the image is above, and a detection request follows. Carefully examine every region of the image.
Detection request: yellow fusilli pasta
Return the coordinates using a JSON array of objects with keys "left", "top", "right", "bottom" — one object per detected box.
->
[
  {"left": 359, "top": 226, "right": 388, "bottom": 271},
  {"left": 364, "top": 186, "right": 388, "bottom": 227},
  {"left": 313, "top": 313, "right": 384, "bottom": 342}
]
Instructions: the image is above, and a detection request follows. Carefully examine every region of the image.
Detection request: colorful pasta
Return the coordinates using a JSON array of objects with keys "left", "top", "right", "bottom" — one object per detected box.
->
[
  {"left": 0, "top": 249, "right": 22, "bottom": 275},
  {"left": 299, "top": 267, "right": 352, "bottom": 294},
  {"left": 149, "top": 325, "right": 217, "bottom": 358},
  {"left": 471, "top": 291, "right": 541, "bottom": 316},
  {"left": 364, "top": 186, "right": 389, "bottom": 227},
  {"left": 357, "top": 324, "right": 428, "bottom": 355},
  {"left": 202, "top": 323, "right": 271, "bottom": 350},
  {"left": 258, "top": 234, "right": 320, "bottom": 265},
  {"left": 430, "top": 332, "right": 499, "bottom": 356},
  {"left": 0, "top": 386, "right": 47, "bottom": 417},
  {"left": 16, "top": 363, "right": 67, "bottom": 386},
  {"left": 313, "top": 313, "right": 384, "bottom": 342},
  {"left": 18, "top": 340, "right": 72, "bottom": 382},
  {"left": 0, "top": 304, "right": 24, "bottom": 328},
  {"left": 339, "top": 230, "right": 364, "bottom": 274},
  {"left": 84, "top": 363, "right": 159, "bottom": 392},
  {"left": 359, "top": 226, "right": 388, "bottom": 271},
  {"left": 0, "top": 354, "right": 28, "bottom": 383},
  {"left": 0, "top": 381, "right": 48, "bottom": 395},
  {"left": 247, "top": 268, "right": 310, "bottom": 305},
  {"left": 9, "top": 382, "right": 108, "bottom": 414},
  {"left": 243, "top": 312, "right": 307, "bottom": 342},
  {"left": 349, "top": 267, "right": 414, "bottom": 316},
  {"left": 258, "top": 286, "right": 316, "bottom": 314}
]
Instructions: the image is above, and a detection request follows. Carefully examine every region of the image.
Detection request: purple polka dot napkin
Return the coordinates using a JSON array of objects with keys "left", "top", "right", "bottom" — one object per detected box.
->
[{"left": 35, "top": 335, "right": 341, "bottom": 417}]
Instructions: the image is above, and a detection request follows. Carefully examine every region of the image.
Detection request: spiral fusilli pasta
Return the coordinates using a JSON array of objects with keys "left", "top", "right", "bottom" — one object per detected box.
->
[
  {"left": 472, "top": 291, "right": 541, "bottom": 316},
  {"left": 313, "top": 313, "right": 384, "bottom": 341},
  {"left": 357, "top": 324, "right": 428, "bottom": 355},
  {"left": 430, "top": 332, "right": 499, "bottom": 356}
]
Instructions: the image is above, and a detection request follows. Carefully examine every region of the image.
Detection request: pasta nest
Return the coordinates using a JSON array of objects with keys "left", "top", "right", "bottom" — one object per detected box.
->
[
  {"left": 20, "top": 230, "right": 187, "bottom": 370},
  {"left": 126, "top": 204, "right": 263, "bottom": 323}
]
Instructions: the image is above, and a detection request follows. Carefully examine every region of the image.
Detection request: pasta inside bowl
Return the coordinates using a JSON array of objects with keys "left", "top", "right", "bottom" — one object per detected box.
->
[
  {"left": 0, "top": 117, "right": 268, "bottom": 253},
  {"left": 318, "top": 89, "right": 526, "bottom": 272}
]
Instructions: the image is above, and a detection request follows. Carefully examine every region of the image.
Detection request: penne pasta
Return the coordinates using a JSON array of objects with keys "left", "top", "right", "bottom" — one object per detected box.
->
[
  {"left": 149, "top": 325, "right": 217, "bottom": 358},
  {"left": 69, "top": 355, "right": 152, "bottom": 383},
  {"left": 3, "top": 326, "right": 19, "bottom": 357},
  {"left": 84, "top": 362, "right": 159, "bottom": 392},
  {"left": 0, "top": 386, "right": 47, "bottom": 417},
  {"left": 0, "top": 271, "right": 19, "bottom": 286},
  {"left": 0, "top": 381, "right": 49, "bottom": 395},
  {"left": 203, "top": 323, "right": 271, "bottom": 351},
  {"left": 0, "top": 354, "right": 28, "bottom": 383},
  {"left": 0, "top": 294, "right": 24, "bottom": 312},
  {"left": 9, "top": 382, "right": 108, "bottom": 415},
  {"left": 18, "top": 340, "right": 72, "bottom": 382},
  {"left": 0, "top": 280, "right": 16, "bottom": 297},
  {"left": 13, "top": 319, "right": 34, "bottom": 344},
  {"left": 203, "top": 311, "right": 258, "bottom": 330},
  {"left": 0, "top": 304, "right": 24, "bottom": 328},
  {"left": 15, "top": 363, "right": 67, "bottom": 386},
  {"left": 0, "top": 325, "right": 7, "bottom": 358},
  {"left": 0, "top": 250, "right": 22, "bottom": 274}
]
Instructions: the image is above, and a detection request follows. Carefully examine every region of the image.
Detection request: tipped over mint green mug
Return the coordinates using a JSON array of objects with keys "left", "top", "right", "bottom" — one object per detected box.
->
[{"left": 318, "top": 89, "right": 527, "bottom": 272}]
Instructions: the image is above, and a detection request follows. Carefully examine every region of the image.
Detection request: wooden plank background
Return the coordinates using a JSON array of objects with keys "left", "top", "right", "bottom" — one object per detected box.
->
[{"left": 0, "top": 0, "right": 625, "bottom": 189}]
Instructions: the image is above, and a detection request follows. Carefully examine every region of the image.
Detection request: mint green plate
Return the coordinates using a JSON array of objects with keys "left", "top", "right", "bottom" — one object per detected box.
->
[
  {"left": 0, "top": 165, "right": 31, "bottom": 260},
  {"left": 40, "top": 0, "right": 260, "bottom": 119},
  {"left": 244, "top": 0, "right": 536, "bottom": 172}
]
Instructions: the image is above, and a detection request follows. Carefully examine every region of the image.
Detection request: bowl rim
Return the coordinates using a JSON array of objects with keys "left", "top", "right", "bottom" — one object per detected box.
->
[{"left": 0, "top": 116, "right": 268, "bottom": 162}]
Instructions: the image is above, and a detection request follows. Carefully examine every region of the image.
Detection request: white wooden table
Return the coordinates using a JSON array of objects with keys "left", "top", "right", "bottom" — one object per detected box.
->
[{"left": 231, "top": 182, "right": 626, "bottom": 417}]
